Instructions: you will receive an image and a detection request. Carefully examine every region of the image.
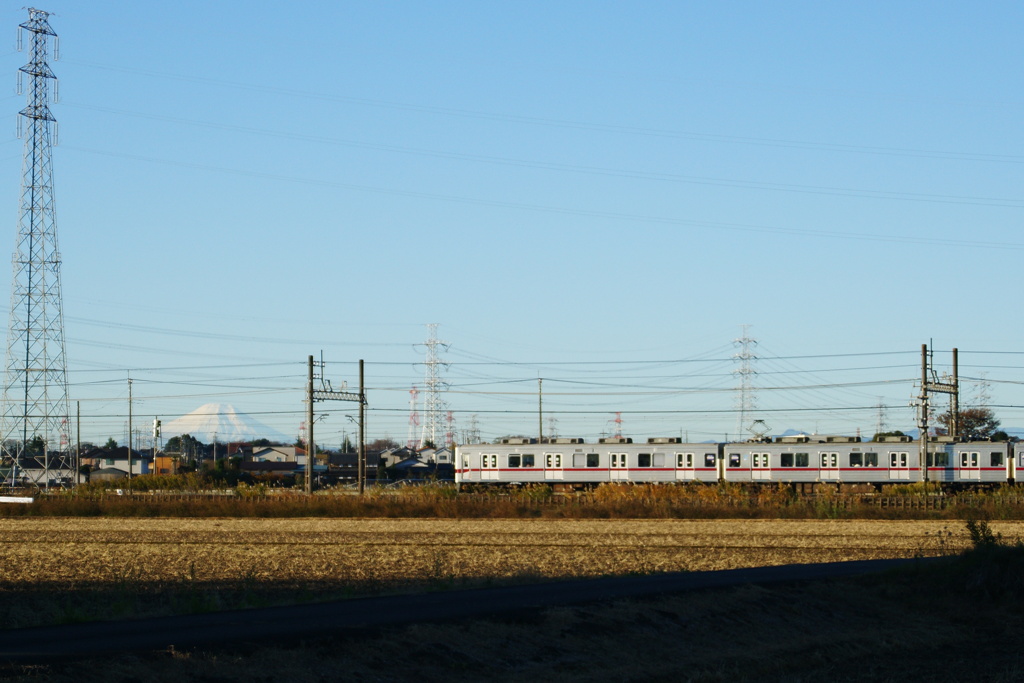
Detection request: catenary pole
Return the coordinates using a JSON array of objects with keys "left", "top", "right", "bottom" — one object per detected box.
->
[{"left": 306, "top": 355, "right": 314, "bottom": 495}]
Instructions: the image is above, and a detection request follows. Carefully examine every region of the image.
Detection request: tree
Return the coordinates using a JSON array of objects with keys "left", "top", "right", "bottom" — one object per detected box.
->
[
  {"left": 872, "top": 430, "right": 905, "bottom": 441},
  {"left": 367, "top": 438, "right": 400, "bottom": 452},
  {"left": 104, "top": 437, "right": 118, "bottom": 450},
  {"left": 937, "top": 407, "right": 1001, "bottom": 440}
]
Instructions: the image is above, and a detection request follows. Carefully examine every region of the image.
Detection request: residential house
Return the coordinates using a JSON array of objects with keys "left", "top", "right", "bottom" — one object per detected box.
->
[{"left": 80, "top": 446, "right": 151, "bottom": 476}]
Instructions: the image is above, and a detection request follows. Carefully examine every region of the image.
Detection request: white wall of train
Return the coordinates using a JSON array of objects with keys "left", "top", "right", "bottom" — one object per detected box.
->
[{"left": 454, "top": 435, "right": 1024, "bottom": 491}]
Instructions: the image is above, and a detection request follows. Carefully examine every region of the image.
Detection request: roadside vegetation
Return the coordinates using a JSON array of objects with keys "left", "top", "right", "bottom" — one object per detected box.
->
[{"left": 3, "top": 480, "right": 1024, "bottom": 519}]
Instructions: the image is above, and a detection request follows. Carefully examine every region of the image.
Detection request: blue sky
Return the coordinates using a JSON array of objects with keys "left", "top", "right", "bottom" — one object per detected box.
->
[{"left": 0, "top": 1, "right": 1021, "bottom": 447}]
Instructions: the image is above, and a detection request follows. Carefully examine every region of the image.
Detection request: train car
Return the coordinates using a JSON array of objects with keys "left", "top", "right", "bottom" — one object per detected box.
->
[
  {"left": 722, "top": 436, "right": 920, "bottom": 486},
  {"left": 722, "top": 436, "right": 1013, "bottom": 487},
  {"left": 455, "top": 435, "right": 1016, "bottom": 489},
  {"left": 936, "top": 441, "right": 1012, "bottom": 485},
  {"left": 455, "top": 437, "right": 721, "bottom": 487}
]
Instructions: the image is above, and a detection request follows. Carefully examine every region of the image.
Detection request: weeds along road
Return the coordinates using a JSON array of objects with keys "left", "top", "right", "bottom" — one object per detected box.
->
[{"left": 0, "top": 558, "right": 931, "bottom": 663}]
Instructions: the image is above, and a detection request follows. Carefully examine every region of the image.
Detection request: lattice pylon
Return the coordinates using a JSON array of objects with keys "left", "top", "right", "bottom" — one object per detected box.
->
[
  {"left": 419, "top": 324, "right": 449, "bottom": 449},
  {"left": 0, "top": 9, "right": 71, "bottom": 486}
]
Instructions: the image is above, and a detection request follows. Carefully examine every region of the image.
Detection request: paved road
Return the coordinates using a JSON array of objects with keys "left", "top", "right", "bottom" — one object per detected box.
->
[{"left": 0, "top": 558, "right": 935, "bottom": 663}]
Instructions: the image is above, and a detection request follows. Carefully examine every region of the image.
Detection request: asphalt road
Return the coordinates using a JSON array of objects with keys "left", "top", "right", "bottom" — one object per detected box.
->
[{"left": 0, "top": 558, "right": 934, "bottom": 663}]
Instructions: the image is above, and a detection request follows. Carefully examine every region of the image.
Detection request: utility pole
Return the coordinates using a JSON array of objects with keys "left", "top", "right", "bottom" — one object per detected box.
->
[
  {"left": 538, "top": 378, "right": 543, "bottom": 444},
  {"left": 127, "top": 377, "right": 133, "bottom": 479},
  {"left": 918, "top": 345, "right": 928, "bottom": 484},
  {"left": 359, "top": 359, "right": 365, "bottom": 495},
  {"left": 306, "top": 356, "right": 314, "bottom": 495}
]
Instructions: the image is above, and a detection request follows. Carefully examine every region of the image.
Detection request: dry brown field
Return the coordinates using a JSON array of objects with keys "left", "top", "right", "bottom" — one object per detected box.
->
[
  {"left": 2, "top": 517, "right": 1021, "bottom": 629},
  {"left": 2, "top": 517, "right": 1012, "bottom": 589},
  {"left": 3, "top": 518, "right": 1024, "bottom": 682}
]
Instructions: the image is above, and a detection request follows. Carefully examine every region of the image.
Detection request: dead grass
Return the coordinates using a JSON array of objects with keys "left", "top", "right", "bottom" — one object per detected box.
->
[{"left": 0, "top": 517, "right": 1016, "bottom": 631}]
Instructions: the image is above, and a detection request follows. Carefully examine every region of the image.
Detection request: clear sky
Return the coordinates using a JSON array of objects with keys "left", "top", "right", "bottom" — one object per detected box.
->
[{"left": 0, "top": 1, "right": 1021, "bottom": 447}]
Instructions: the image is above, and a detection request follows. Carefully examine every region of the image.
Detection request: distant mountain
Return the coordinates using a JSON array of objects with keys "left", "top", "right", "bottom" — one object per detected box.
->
[{"left": 162, "top": 403, "right": 290, "bottom": 444}]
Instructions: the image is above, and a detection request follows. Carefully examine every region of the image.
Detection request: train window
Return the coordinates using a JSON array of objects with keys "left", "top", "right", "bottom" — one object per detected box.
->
[
  {"left": 490, "top": 455, "right": 497, "bottom": 468},
  {"left": 781, "top": 453, "right": 794, "bottom": 467},
  {"left": 850, "top": 453, "right": 863, "bottom": 467},
  {"left": 463, "top": 456, "right": 469, "bottom": 468},
  {"left": 729, "top": 453, "right": 740, "bottom": 467},
  {"left": 522, "top": 454, "right": 535, "bottom": 468},
  {"left": 864, "top": 452, "right": 878, "bottom": 467},
  {"left": 638, "top": 453, "right": 652, "bottom": 467},
  {"left": 508, "top": 455, "right": 521, "bottom": 468},
  {"left": 652, "top": 453, "right": 665, "bottom": 467},
  {"left": 677, "top": 453, "right": 693, "bottom": 468},
  {"left": 587, "top": 453, "right": 600, "bottom": 468},
  {"left": 991, "top": 452, "right": 1004, "bottom": 467},
  {"left": 933, "top": 453, "right": 949, "bottom": 467},
  {"left": 704, "top": 453, "right": 716, "bottom": 467},
  {"left": 545, "top": 453, "right": 562, "bottom": 468},
  {"left": 795, "top": 452, "right": 809, "bottom": 467}
]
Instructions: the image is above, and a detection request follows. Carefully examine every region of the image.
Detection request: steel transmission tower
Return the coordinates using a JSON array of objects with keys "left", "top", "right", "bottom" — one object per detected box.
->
[
  {"left": 732, "top": 325, "right": 758, "bottom": 439},
  {"left": 0, "top": 9, "right": 71, "bottom": 486},
  {"left": 406, "top": 385, "right": 420, "bottom": 448},
  {"left": 419, "top": 324, "right": 449, "bottom": 449}
]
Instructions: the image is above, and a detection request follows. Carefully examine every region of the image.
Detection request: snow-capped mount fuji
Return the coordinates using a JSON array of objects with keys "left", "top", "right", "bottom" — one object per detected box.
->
[{"left": 162, "top": 403, "right": 290, "bottom": 444}]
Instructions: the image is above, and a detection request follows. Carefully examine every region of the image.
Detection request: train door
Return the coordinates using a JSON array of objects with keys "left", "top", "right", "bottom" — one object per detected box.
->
[
  {"left": 676, "top": 452, "right": 695, "bottom": 481},
  {"left": 888, "top": 451, "right": 910, "bottom": 480},
  {"left": 544, "top": 452, "right": 563, "bottom": 480},
  {"left": 819, "top": 452, "right": 840, "bottom": 481},
  {"left": 959, "top": 451, "right": 980, "bottom": 481},
  {"left": 610, "top": 452, "right": 629, "bottom": 481},
  {"left": 480, "top": 454, "right": 499, "bottom": 481},
  {"left": 751, "top": 452, "right": 772, "bottom": 481}
]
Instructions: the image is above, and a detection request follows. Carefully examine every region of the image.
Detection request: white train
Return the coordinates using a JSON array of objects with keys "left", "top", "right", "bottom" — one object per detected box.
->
[{"left": 455, "top": 435, "right": 1022, "bottom": 489}]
